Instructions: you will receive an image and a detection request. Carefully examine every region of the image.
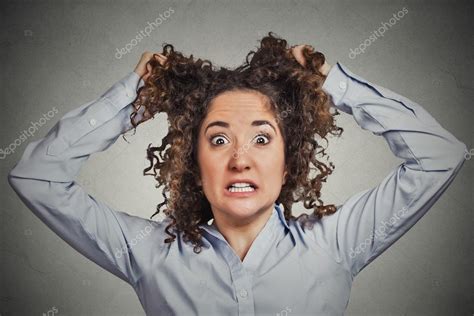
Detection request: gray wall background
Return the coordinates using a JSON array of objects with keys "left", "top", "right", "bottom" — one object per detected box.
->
[{"left": 1, "top": 0, "right": 472, "bottom": 315}]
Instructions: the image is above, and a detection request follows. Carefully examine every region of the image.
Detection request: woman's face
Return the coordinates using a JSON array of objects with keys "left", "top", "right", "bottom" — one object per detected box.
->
[{"left": 197, "top": 89, "right": 287, "bottom": 226}]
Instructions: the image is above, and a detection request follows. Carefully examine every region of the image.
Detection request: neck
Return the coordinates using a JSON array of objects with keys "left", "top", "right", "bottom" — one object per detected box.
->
[{"left": 212, "top": 204, "right": 274, "bottom": 262}]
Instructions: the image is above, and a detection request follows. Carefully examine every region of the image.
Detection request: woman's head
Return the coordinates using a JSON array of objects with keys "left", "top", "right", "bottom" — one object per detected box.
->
[
  {"left": 196, "top": 88, "right": 287, "bottom": 229},
  {"left": 126, "top": 32, "right": 343, "bottom": 253}
]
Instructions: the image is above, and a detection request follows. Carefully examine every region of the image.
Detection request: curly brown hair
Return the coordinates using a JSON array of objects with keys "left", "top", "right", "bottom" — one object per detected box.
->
[{"left": 123, "top": 32, "right": 343, "bottom": 254}]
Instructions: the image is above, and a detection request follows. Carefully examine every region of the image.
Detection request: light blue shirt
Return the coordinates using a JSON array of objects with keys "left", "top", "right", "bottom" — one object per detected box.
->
[{"left": 8, "top": 62, "right": 467, "bottom": 315}]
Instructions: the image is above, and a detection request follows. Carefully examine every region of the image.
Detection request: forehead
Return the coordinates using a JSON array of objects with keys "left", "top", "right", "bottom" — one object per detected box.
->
[{"left": 206, "top": 90, "right": 274, "bottom": 116}]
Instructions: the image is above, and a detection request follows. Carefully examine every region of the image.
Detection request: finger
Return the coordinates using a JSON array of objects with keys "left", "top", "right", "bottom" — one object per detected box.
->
[{"left": 154, "top": 54, "right": 167, "bottom": 66}]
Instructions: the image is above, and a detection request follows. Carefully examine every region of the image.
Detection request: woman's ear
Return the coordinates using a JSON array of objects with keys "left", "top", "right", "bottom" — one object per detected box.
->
[{"left": 282, "top": 170, "right": 288, "bottom": 185}]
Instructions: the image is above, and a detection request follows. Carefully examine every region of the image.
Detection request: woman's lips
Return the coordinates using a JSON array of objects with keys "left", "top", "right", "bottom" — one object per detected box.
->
[{"left": 223, "top": 186, "right": 258, "bottom": 197}]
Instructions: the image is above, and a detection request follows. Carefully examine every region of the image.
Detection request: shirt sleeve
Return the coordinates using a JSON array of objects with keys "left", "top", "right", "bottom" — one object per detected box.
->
[
  {"left": 7, "top": 71, "right": 155, "bottom": 287},
  {"left": 307, "top": 62, "right": 468, "bottom": 279}
]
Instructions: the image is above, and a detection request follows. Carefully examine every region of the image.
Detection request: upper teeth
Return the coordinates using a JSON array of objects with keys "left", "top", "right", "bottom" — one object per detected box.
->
[{"left": 230, "top": 182, "right": 253, "bottom": 188}]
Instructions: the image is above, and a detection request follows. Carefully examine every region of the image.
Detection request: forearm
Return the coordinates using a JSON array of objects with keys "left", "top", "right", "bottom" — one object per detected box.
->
[
  {"left": 321, "top": 62, "right": 466, "bottom": 170},
  {"left": 8, "top": 72, "right": 145, "bottom": 182}
]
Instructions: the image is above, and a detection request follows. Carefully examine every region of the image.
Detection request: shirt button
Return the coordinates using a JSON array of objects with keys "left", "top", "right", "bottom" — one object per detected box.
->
[
  {"left": 339, "top": 81, "right": 347, "bottom": 90},
  {"left": 89, "top": 118, "right": 96, "bottom": 126},
  {"left": 126, "top": 90, "right": 133, "bottom": 98},
  {"left": 239, "top": 289, "right": 248, "bottom": 298}
]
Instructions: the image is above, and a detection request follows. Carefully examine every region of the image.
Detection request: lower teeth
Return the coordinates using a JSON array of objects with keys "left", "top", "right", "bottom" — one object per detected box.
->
[{"left": 228, "top": 186, "right": 255, "bottom": 192}]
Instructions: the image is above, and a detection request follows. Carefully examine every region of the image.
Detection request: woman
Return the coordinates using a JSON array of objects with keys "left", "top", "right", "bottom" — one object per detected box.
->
[{"left": 8, "top": 32, "right": 467, "bottom": 315}]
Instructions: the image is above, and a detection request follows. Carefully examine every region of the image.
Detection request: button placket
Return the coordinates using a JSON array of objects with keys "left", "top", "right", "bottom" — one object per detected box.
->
[
  {"left": 215, "top": 235, "right": 255, "bottom": 313},
  {"left": 239, "top": 288, "right": 248, "bottom": 299},
  {"left": 339, "top": 81, "right": 347, "bottom": 90}
]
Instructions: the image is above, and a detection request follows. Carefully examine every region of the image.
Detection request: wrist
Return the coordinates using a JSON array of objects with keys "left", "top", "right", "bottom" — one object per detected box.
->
[
  {"left": 133, "top": 68, "right": 142, "bottom": 77},
  {"left": 319, "top": 63, "right": 332, "bottom": 76}
]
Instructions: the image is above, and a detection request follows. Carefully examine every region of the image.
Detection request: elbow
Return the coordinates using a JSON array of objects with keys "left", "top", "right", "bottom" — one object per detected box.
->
[
  {"left": 7, "top": 171, "right": 17, "bottom": 190},
  {"left": 7, "top": 172, "right": 26, "bottom": 208},
  {"left": 415, "top": 141, "right": 468, "bottom": 172},
  {"left": 448, "top": 141, "right": 469, "bottom": 172},
  {"left": 7, "top": 171, "right": 24, "bottom": 196},
  {"left": 7, "top": 171, "right": 52, "bottom": 212},
  {"left": 454, "top": 140, "right": 468, "bottom": 161},
  {"left": 7, "top": 168, "right": 36, "bottom": 197}
]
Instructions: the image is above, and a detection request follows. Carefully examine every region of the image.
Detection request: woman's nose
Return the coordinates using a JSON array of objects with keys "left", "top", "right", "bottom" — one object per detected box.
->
[{"left": 228, "top": 140, "right": 252, "bottom": 171}]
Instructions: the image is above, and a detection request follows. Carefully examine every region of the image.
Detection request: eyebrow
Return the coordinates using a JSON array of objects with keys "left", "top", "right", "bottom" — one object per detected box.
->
[{"left": 204, "top": 120, "right": 277, "bottom": 134}]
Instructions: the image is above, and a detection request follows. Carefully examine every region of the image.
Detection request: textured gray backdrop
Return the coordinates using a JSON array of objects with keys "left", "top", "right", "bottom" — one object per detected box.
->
[{"left": 1, "top": 0, "right": 473, "bottom": 315}]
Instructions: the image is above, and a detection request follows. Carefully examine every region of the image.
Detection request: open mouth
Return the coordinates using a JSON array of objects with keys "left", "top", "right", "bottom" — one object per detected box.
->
[{"left": 226, "top": 184, "right": 257, "bottom": 193}]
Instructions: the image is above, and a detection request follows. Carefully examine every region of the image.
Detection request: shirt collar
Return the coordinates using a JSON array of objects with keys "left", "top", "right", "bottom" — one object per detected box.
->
[
  {"left": 275, "top": 202, "right": 290, "bottom": 230},
  {"left": 200, "top": 202, "right": 290, "bottom": 241}
]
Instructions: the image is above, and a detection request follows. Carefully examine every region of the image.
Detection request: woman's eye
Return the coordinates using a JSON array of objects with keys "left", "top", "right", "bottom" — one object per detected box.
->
[
  {"left": 210, "top": 133, "right": 271, "bottom": 146},
  {"left": 210, "top": 135, "right": 229, "bottom": 146},
  {"left": 254, "top": 134, "right": 271, "bottom": 145}
]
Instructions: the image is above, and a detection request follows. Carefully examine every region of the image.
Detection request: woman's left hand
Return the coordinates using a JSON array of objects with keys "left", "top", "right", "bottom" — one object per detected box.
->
[{"left": 290, "top": 44, "right": 332, "bottom": 76}]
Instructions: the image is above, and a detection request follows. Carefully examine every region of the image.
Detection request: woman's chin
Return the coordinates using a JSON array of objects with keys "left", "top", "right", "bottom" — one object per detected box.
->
[{"left": 218, "top": 201, "right": 268, "bottom": 219}]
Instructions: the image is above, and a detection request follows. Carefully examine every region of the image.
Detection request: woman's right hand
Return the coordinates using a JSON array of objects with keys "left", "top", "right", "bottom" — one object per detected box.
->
[
  {"left": 133, "top": 51, "right": 167, "bottom": 81},
  {"left": 290, "top": 44, "right": 331, "bottom": 76}
]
